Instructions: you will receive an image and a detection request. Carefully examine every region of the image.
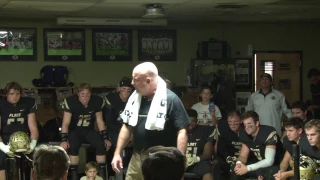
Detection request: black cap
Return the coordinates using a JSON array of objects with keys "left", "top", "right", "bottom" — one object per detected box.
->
[
  {"left": 307, "top": 68, "right": 320, "bottom": 79},
  {"left": 260, "top": 73, "right": 272, "bottom": 81},
  {"left": 187, "top": 109, "right": 198, "bottom": 118},
  {"left": 119, "top": 79, "right": 132, "bottom": 88}
]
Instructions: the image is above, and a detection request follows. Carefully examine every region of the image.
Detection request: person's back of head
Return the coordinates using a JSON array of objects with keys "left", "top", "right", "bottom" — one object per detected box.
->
[
  {"left": 141, "top": 146, "right": 185, "bottom": 180},
  {"left": 32, "top": 144, "right": 70, "bottom": 180}
]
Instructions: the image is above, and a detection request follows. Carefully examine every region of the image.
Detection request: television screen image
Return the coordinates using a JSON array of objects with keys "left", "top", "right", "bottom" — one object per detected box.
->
[
  {"left": 95, "top": 32, "right": 129, "bottom": 56},
  {"left": 46, "top": 32, "right": 83, "bottom": 56},
  {"left": 0, "top": 30, "right": 35, "bottom": 55}
]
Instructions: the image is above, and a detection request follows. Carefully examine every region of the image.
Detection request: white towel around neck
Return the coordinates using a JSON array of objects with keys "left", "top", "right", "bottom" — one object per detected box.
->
[{"left": 120, "top": 76, "right": 167, "bottom": 130}]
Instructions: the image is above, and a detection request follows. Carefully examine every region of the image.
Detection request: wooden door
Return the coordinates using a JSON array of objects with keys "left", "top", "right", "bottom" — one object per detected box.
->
[{"left": 254, "top": 52, "right": 301, "bottom": 105}]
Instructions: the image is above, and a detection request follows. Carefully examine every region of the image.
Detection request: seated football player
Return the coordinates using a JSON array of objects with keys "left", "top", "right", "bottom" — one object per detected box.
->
[
  {"left": 104, "top": 77, "right": 133, "bottom": 178},
  {"left": 269, "top": 117, "right": 304, "bottom": 180},
  {"left": 215, "top": 110, "right": 243, "bottom": 179},
  {"left": 291, "top": 101, "right": 310, "bottom": 124},
  {"left": 104, "top": 78, "right": 133, "bottom": 146},
  {"left": 0, "top": 82, "right": 39, "bottom": 180},
  {"left": 59, "top": 83, "right": 111, "bottom": 180},
  {"left": 299, "top": 119, "right": 320, "bottom": 180},
  {"left": 186, "top": 109, "right": 215, "bottom": 180},
  {"left": 281, "top": 101, "right": 309, "bottom": 140},
  {"left": 233, "top": 111, "right": 284, "bottom": 179}
]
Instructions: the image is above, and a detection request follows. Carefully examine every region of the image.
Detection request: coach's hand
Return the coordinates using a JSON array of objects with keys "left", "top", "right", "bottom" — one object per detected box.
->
[
  {"left": 60, "top": 141, "right": 69, "bottom": 151},
  {"left": 111, "top": 154, "right": 123, "bottom": 173}
]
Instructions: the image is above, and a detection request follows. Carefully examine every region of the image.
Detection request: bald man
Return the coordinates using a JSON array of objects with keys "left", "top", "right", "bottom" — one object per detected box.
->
[{"left": 111, "top": 62, "right": 189, "bottom": 180}]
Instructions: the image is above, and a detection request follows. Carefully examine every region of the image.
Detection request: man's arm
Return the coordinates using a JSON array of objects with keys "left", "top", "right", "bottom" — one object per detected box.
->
[
  {"left": 61, "top": 112, "right": 72, "bottom": 134},
  {"left": 245, "top": 94, "right": 254, "bottom": 111},
  {"left": 114, "top": 124, "right": 133, "bottom": 156},
  {"left": 177, "top": 128, "right": 188, "bottom": 155},
  {"left": 279, "top": 151, "right": 291, "bottom": 172},
  {"left": 0, "top": 118, "right": 12, "bottom": 155},
  {"left": 247, "top": 145, "right": 276, "bottom": 171},
  {"left": 95, "top": 111, "right": 106, "bottom": 131},
  {"left": 280, "top": 95, "right": 292, "bottom": 118},
  {"left": 27, "top": 113, "right": 39, "bottom": 140},
  {"left": 237, "top": 143, "right": 250, "bottom": 164},
  {"left": 275, "top": 151, "right": 294, "bottom": 179}
]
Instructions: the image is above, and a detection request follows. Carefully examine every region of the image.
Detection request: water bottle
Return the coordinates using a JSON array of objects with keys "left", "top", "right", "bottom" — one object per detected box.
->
[
  {"left": 185, "top": 69, "right": 191, "bottom": 87},
  {"left": 208, "top": 101, "right": 215, "bottom": 112}
]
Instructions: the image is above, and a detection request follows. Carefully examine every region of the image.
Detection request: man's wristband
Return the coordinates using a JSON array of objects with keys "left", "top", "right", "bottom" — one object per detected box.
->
[
  {"left": 100, "top": 130, "right": 109, "bottom": 140},
  {"left": 61, "top": 133, "right": 68, "bottom": 142}
]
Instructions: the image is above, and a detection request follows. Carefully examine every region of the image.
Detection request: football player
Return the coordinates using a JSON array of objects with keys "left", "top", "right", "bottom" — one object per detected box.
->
[
  {"left": 104, "top": 78, "right": 133, "bottom": 178},
  {"left": 270, "top": 117, "right": 304, "bottom": 180},
  {"left": 299, "top": 119, "right": 320, "bottom": 180},
  {"left": 104, "top": 77, "right": 133, "bottom": 146},
  {"left": 233, "top": 111, "right": 284, "bottom": 179},
  {"left": 59, "top": 83, "right": 111, "bottom": 180},
  {"left": 186, "top": 109, "right": 215, "bottom": 180},
  {"left": 215, "top": 110, "right": 243, "bottom": 179},
  {"left": 0, "top": 82, "right": 39, "bottom": 180},
  {"left": 291, "top": 101, "right": 310, "bottom": 124},
  {"left": 281, "top": 101, "right": 310, "bottom": 140}
]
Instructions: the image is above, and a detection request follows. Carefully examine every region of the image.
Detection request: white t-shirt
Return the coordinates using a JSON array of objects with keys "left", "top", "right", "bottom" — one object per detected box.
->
[
  {"left": 80, "top": 175, "right": 103, "bottom": 180},
  {"left": 191, "top": 102, "right": 222, "bottom": 126}
]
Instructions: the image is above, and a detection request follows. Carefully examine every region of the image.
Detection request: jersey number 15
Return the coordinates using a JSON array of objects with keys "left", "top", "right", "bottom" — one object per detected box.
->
[{"left": 77, "top": 117, "right": 90, "bottom": 127}]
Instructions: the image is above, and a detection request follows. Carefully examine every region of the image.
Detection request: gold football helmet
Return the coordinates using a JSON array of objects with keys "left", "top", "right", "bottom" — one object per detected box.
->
[
  {"left": 8, "top": 131, "right": 30, "bottom": 153},
  {"left": 299, "top": 155, "right": 318, "bottom": 180}
]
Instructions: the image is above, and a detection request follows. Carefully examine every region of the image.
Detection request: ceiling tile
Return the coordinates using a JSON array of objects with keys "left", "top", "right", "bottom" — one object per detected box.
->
[
  {"left": 187, "top": 0, "right": 280, "bottom": 5},
  {"left": 9, "top": 0, "right": 100, "bottom": 2},
  {"left": 101, "top": 0, "right": 191, "bottom": 4},
  {"left": 0, "top": 0, "right": 319, "bottom": 22},
  {"left": 7, "top": 1, "right": 96, "bottom": 7},
  {"left": 4, "top": 1, "right": 96, "bottom": 12},
  {"left": 92, "top": 3, "right": 142, "bottom": 8}
]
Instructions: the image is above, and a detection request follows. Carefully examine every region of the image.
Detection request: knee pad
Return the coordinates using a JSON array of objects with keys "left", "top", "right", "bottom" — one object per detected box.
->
[
  {"left": 95, "top": 143, "right": 107, "bottom": 155},
  {"left": 98, "top": 162, "right": 106, "bottom": 179},
  {"left": 68, "top": 164, "right": 78, "bottom": 180}
]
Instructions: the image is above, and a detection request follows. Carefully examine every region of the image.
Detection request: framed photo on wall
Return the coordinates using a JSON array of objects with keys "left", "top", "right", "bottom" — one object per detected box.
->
[
  {"left": 235, "top": 58, "right": 253, "bottom": 90},
  {"left": 138, "top": 29, "right": 177, "bottom": 61},
  {"left": 0, "top": 28, "right": 36, "bottom": 61},
  {"left": 236, "top": 91, "right": 251, "bottom": 114},
  {"left": 92, "top": 29, "right": 132, "bottom": 61},
  {"left": 43, "top": 29, "right": 85, "bottom": 61}
]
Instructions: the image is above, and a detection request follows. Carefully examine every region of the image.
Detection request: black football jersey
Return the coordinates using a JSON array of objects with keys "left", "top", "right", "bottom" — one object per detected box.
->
[
  {"left": 217, "top": 120, "right": 242, "bottom": 160},
  {"left": 239, "top": 125, "right": 284, "bottom": 165},
  {"left": 299, "top": 133, "right": 320, "bottom": 160},
  {"left": 187, "top": 125, "right": 215, "bottom": 157},
  {"left": 0, "top": 97, "right": 36, "bottom": 138},
  {"left": 103, "top": 93, "right": 127, "bottom": 132},
  {"left": 282, "top": 133, "right": 304, "bottom": 157},
  {"left": 61, "top": 95, "right": 105, "bottom": 131}
]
